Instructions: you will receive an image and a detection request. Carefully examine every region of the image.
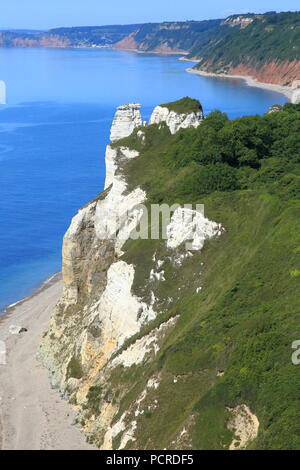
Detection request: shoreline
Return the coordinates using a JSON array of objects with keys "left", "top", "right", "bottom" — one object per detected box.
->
[
  {"left": 0, "top": 274, "right": 62, "bottom": 342},
  {"left": 186, "top": 67, "right": 294, "bottom": 101},
  {"left": 112, "top": 46, "right": 188, "bottom": 56},
  {"left": 0, "top": 276, "right": 95, "bottom": 450},
  {"left": 1, "top": 272, "right": 62, "bottom": 320}
]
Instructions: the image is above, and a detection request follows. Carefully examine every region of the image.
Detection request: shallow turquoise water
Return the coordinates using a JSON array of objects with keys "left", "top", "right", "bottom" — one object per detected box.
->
[{"left": 0, "top": 48, "right": 287, "bottom": 312}]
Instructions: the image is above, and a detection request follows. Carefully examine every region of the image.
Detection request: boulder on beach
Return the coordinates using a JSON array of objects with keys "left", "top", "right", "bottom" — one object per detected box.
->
[{"left": 9, "top": 325, "right": 28, "bottom": 335}]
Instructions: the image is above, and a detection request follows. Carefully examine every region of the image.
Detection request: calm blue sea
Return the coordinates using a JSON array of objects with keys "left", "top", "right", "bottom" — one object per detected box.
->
[{"left": 0, "top": 48, "right": 287, "bottom": 312}]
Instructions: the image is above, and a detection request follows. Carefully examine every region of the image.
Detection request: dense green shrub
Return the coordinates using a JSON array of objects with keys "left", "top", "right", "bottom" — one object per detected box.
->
[
  {"left": 85, "top": 386, "right": 103, "bottom": 416},
  {"left": 121, "top": 101, "right": 300, "bottom": 203}
]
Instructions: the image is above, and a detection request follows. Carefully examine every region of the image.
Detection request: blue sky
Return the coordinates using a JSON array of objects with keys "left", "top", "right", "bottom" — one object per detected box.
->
[{"left": 1, "top": 0, "right": 299, "bottom": 29}]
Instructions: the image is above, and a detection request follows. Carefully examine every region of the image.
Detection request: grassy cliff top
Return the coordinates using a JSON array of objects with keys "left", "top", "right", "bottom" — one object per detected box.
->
[{"left": 160, "top": 97, "right": 203, "bottom": 114}]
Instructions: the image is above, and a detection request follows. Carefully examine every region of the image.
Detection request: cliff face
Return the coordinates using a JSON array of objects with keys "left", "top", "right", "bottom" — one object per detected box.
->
[
  {"left": 195, "top": 58, "right": 300, "bottom": 87},
  {"left": 39, "top": 100, "right": 226, "bottom": 449}
]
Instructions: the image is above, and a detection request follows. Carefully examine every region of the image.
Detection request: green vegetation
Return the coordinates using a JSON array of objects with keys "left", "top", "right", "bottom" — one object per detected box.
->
[
  {"left": 161, "top": 97, "right": 203, "bottom": 114},
  {"left": 191, "top": 12, "right": 300, "bottom": 75},
  {"left": 132, "top": 20, "right": 221, "bottom": 52},
  {"left": 85, "top": 386, "right": 103, "bottom": 416},
  {"left": 66, "top": 356, "right": 83, "bottom": 380},
  {"left": 103, "top": 99, "right": 300, "bottom": 450},
  {"left": 118, "top": 102, "right": 300, "bottom": 203}
]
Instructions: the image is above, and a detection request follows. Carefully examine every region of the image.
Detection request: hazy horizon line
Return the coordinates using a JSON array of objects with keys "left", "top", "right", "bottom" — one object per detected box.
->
[{"left": 1, "top": 9, "right": 299, "bottom": 32}]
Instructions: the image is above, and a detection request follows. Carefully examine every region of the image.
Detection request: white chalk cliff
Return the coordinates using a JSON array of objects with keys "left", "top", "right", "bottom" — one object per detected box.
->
[
  {"left": 292, "top": 88, "right": 300, "bottom": 104},
  {"left": 110, "top": 103, "right": 142, "bottom": 142},
  {"left": 149, "top": 104, "right": 204, "bottom": 134},
  {"left": 105, "top": 103, "right": 142, "bottom": 189},
  {"left": 40, "top": 100, "right": 222, "bottom": 450}
]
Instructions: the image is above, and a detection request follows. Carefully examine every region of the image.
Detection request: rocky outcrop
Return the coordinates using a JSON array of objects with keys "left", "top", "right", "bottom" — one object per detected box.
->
[
  {"left": 104, "top": 104, "right": 143, "bottom": 190},
  {"left": 149, "top": 105, "right": 203, "bottom": 134},
  {"left": 110, "top": 104, "right": 142, "bottom": 142},
  {"left": 104, "top": 146, "right": 139, "bottom": 189}
]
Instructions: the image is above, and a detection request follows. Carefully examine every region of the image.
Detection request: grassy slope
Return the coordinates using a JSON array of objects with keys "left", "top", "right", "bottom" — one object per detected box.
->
[
  {"left": 191, "top": 12, "right": 300, "bottom": 67},
  {"left": 110, "top": 191, "right": 300, "bottom": 450},
  {"left": 160, "top": 97, "right": 203, "bottom": 114},
  {"left": 88, "top": 102, "right": 300, "bottom": 450}
]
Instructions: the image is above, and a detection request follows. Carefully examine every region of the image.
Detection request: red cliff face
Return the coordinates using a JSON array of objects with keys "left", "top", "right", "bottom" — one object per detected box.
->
[
  {"left": 228, "top": 60, "right": 300, "bottom": 87},
  {"left": 198, "top": 58, "right": 300, "bottom": 87}
]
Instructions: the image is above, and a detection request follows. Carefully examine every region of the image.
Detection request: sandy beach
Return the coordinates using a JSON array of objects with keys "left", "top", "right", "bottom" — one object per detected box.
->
[
  {"left": 0, "top": 279, "right": 95, "bottom": 450},
  {"left": 186, "top": 67, "right": 294, "bottom": 101}
]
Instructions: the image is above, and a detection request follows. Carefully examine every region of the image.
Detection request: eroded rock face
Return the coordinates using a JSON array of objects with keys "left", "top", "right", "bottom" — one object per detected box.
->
[
  {"left": 40, "top": 104, "right": 150, "bottom": 399},
  {"left": 96, "top": 173, "right": 146, "bottom": 256},
  {"left": 149, "top": 105, "right": 203, "bottom": 134},
  {"left": 110, "top": 104, "right": 142, "bottom": 142},
  {"left": 91, "top": 260, "right": 157, "bottom": 350},
  {"left": 104, "top": 146, "right": 139, "bottom": 190},
  {"left": 227, "top": 405, "right": 259, "bottom": 450}
]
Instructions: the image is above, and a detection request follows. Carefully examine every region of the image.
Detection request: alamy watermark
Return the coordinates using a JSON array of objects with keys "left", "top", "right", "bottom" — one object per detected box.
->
[
  {"left": 94, "top": 202, "right": 206, "bottom": 250},
  {"left": 292, "top": 340, "right": 300, "bottom": 365}
]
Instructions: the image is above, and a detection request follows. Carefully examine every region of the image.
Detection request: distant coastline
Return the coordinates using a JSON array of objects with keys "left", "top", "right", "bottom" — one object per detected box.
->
[{"left": 0, "top": 272, "right": 62, "bottom": 319}]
